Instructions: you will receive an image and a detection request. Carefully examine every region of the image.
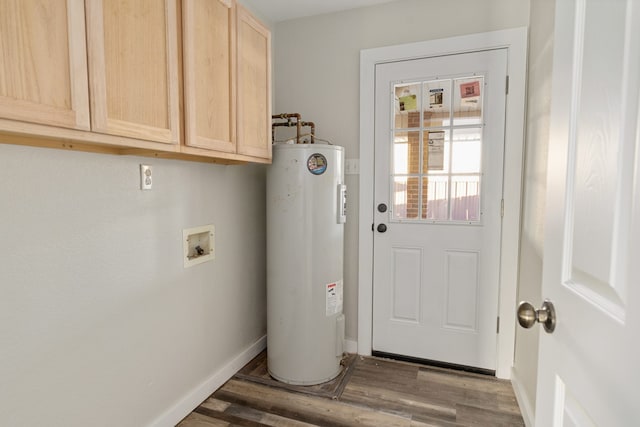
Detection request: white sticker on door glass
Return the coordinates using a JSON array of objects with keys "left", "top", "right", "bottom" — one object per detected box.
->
[
  {"left": 423, "top": 79, "right": 451, "bottom": 128},
  {"left": 426, "top": 131, "right": 445, "bottom": 170}
]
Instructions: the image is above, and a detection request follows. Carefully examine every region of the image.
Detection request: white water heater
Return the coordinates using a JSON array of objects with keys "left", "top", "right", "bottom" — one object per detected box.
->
[{"left": 266, "top": 143, "right": 346, "bottom": 385}]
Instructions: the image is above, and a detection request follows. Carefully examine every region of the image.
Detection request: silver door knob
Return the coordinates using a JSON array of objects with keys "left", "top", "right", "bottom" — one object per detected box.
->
[{"left": 517, "top": 299, "right": 556, "bottom": 333}]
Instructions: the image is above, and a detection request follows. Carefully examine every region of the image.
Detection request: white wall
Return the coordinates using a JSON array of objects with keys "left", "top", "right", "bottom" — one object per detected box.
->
[
  {"left": 512, "top": 0, "right": 555, "bottom": 421},
  {"left": 0, "top": 143, "right": 267, "bottom": 426},
  {"left": 273, "top": 0, "right": 530, "bottom": 342}
]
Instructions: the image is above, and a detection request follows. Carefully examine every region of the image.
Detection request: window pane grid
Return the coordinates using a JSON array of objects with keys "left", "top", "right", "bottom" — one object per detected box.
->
[{"left": 391, "top": 76, "right": 484, "bottom": 222}]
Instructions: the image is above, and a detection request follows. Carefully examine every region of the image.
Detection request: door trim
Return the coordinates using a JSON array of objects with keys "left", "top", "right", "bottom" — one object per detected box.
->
[{"left": 358, "top": 28, "right": 528, "bottom": 379}]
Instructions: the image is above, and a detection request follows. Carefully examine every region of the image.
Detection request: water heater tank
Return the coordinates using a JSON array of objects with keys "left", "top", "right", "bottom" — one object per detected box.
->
[{"left": 266, "top": 143, "right": 346, "bottom": 385}]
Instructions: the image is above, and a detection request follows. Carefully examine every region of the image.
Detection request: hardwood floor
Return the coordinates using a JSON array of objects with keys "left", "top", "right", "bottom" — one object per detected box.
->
[{"left": 178, "top": 351, "right": 524, "bottom": 427}]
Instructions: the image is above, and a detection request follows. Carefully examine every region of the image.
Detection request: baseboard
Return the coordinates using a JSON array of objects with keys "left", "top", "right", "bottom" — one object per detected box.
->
[
  {"left": 510, "top": 367, "right": 535, "bottom": 427},
  {"left": 344, "top": 338, "right": 358, "bottom": 354},
  {"left": 150, "top": 335, "right": 267, "bottom": 427}
]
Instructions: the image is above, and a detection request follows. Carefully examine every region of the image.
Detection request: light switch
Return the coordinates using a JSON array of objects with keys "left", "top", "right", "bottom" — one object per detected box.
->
[{"left": 345, "top": 159, "right": 360, "bottom": 175}]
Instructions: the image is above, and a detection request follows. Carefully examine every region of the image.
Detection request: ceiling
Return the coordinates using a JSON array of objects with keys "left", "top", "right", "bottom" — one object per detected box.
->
[{"left": 240, "top": 0, "right": 400, "bottom": 23}]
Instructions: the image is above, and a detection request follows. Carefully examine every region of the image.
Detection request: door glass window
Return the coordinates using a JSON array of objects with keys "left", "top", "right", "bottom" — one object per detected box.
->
[
  {"left": 393, "top": 130, "right": 420, "bottom": 174},
  {"left": 451, "top": 128, "right": 482, "bottom": 173},
  {"left": 392, "top": 176, "right": 419, "bottom": 220},
  {"left": 422, "top": 176, "right": 449, "bottom": 220},
  {"left": 391, "top": 76, "right": 484, "bottom": 222}
]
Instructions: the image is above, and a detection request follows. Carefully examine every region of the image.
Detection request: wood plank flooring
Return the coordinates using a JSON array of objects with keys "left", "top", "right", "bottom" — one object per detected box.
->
[{"left": 178, "top": 351, "right": 524, "bottom": 427}]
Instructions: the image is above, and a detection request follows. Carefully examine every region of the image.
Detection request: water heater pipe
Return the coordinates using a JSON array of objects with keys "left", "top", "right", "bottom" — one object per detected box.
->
[
  {"left": 272, "top": 113, "right": 315, "bottom": 144},
  {"left": 300, "top": 121, "right": 315, "bottom": 144}
]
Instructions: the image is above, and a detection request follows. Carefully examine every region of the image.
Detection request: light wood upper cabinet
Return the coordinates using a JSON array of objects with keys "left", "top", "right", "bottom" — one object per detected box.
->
[
  {"left": 85, "top": 0, "right": 180, "bottom": 145},
  {"left": 0, "top": 0, "right": 90, "bottom": 130},
  {"left": 183, "top": 0, "right": 271, "bottom": 160},
  {"left": 0, "top": 0, "right": 271, "bottom": 163},
  {"left": 236, "top": 4, "right": 271, "bottom": 159},
  {"left": 183, "top": 0, "right": 236, "bottom": 153}
]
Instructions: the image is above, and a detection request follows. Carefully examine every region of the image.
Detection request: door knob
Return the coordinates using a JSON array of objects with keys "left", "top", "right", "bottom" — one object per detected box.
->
[
  {"left": 377, "top": 224, "right": 387, "bottom": 233},
  {"left": 517, "top": 300, "right": 556, "bottom": 333}
]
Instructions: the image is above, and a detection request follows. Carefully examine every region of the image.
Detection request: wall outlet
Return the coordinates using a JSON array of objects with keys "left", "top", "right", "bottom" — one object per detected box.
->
[{"left": 140, "top": 164, "right": 152, "bottom": 190}]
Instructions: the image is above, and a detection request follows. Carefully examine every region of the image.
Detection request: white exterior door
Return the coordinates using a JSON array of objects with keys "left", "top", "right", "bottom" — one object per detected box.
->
[
  {"left": 534, "top": 0, "right": 640, "bottom": 425},
  {"left": 372, "top": 49, "right": 508, "bottom": 371}
]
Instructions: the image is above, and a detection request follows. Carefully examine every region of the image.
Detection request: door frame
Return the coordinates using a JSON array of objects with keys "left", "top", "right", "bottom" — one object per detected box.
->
[{"left": 358, "top": 28, "right": 528, "bottom": 379}]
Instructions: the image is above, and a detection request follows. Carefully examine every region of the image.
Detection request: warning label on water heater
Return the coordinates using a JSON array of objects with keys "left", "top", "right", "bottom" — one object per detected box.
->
[{"left": 326, "top": 280, "right": 343, "bottom": 316}]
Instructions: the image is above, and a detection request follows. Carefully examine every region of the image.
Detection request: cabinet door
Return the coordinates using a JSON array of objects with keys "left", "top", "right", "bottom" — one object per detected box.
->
[
  {"left": 236, "top": 5, "right": 271, "bottom": 159},
  {"left": 0, "top": 0, "right": 90, "bottom": 130},
  {"left": 183, "top": 0, "right": 236, "bottom": 152},
  {"left": 86, "top": 0, "right": 180, "bottom": 144}
]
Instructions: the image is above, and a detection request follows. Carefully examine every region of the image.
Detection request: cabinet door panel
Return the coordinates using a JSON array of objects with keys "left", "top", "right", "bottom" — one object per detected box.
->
[
  {"left": 0, "top": 0, "right": 89, "bottom": 130},
  {"left": 237, "top": 5, "right": 271, "bottom": 159},
  {"left": 86, "top": 0, "right": 180, "bottom": 144},
  {"left": 183, "top": 0, "right": 236, "bottom": 152}
]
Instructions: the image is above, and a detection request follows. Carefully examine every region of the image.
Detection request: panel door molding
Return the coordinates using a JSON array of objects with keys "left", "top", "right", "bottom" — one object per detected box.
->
[
  {"left": 86, "top": 0, "right": 180, "bottom": 145},
  {"left": 236, "top": 4, "right": 271, "bottom": 159},
  {"left": 183, "top": 0, "right": 236, "bottom": 153},
  {"left": 0, "top": 0, "right": 90, "bottom": 130}
]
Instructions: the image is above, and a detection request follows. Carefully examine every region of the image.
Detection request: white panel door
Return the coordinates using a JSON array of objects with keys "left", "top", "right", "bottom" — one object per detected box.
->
[
  {"left": 534, "top": 0, "right": 640, "bottom": 425},
  {"left": 372, "top": 49, "right": 508, "bottom": 371}
]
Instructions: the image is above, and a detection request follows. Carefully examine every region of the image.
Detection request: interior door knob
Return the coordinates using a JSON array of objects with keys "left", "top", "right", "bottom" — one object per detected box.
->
[
  {"left": 517, "top": 300, "right": 556, "bottom": 333},
  {"left": 377, "top": 223, "right": 387, "bottom": 233}
]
